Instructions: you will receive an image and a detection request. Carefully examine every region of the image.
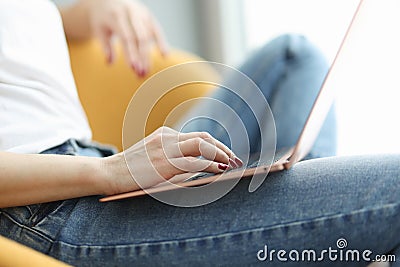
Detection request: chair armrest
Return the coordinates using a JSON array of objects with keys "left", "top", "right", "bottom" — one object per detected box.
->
[{"left": 0, "top": 235, "right": 71, "bottom": 267}]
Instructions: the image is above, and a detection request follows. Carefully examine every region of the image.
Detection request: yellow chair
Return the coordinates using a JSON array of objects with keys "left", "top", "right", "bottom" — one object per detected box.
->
[
  {"left": 69, "top": 39, "right": 218, "bottom": 150},
  {"left": 0, "top": 40, "right": 217, "bottom": 266},
  {"left": 0, "top": 235, "right": 71, "bottom": 267}
]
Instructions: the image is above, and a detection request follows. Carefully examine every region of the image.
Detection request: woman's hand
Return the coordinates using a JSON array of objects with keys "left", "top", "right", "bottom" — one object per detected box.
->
[
  {"left": 0, "top": 127, "right": 242, "bottom": 207},
  {"left": 60, "top": 0, "right": 168, "bottom": 76},
  {"left": 102, "top": 127, "right": 243, "bottom": 195}
]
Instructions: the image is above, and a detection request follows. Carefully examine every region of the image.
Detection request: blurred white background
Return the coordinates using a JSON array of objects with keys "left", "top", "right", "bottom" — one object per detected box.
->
[
  {"left": 55, "top": 0, "right": 400, "bottom": 156},
  {"left": 242, "top": 0, "right": 400, "bottom": 156}
]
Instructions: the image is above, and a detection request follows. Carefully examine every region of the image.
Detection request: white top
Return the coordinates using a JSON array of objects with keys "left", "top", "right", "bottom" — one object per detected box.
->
[{"left": 0, "top": 0, "right": 92, "bottom": 153}]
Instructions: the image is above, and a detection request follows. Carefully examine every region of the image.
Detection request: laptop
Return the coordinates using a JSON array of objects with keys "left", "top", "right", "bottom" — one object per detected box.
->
[{"left": 100, "top": 0, "right": 364, "bottom": 202}]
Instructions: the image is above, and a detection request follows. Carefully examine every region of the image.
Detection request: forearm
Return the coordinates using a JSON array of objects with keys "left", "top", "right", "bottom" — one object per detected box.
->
[
  {"left": 0, "top": 127, "right": 237, "bottom": 208},
  {"left": 0, "top": 151, "right": 109, "bottom": 208},
  {"left": 58, "top": 1, "right": 92, "bottom": 40}
]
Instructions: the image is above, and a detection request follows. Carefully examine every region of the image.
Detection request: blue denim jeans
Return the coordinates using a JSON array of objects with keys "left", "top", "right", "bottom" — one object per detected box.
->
[
  {"left": 178, "top": 34, "right": 336, "bottom": 160},
  {"left": 1, "top": 35, "right": 399, "bottom": 267}
]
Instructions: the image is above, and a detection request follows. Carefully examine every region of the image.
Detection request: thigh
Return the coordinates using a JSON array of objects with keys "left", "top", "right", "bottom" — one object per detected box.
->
[{"left": 46, "top": 154, "right": 400, "bottom": 266}]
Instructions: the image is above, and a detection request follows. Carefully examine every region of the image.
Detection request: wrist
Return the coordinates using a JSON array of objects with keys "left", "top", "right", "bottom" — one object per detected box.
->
[{"left": 99, "top": 153, "right": 139, "bottom": 195}]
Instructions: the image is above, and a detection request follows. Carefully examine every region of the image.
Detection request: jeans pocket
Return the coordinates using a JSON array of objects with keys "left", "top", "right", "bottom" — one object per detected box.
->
[
  {"left": 28, "top": 201, "right": 63, "bottom": 227},
  {"left": 26, "top": 204, "right": 42, "bottom": 217}
]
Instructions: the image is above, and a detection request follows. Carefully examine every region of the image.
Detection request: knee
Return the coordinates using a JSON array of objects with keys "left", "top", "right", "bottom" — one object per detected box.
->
[{"left": 261, "top": 34, "right": 328, "bottom": 68}]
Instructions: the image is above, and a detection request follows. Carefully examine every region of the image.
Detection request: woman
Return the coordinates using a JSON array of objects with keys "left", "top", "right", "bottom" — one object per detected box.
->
[{"left": 0, "top": 0, "right": 398, "bottom": 266}]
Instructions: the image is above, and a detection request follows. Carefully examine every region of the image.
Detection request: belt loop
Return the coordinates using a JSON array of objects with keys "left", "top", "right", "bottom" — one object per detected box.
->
[{"left": 69, "top": 139, "right": 81, "bottom": 155}]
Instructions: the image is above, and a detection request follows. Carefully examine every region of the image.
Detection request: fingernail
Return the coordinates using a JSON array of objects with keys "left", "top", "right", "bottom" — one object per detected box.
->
[
  {"left": 138, "top": 69, "right": 145, "bottom": 78},
  {"left": 234, "top": 157, "right": 243, "bottom": 167},
  {"left": 106, "top": 54, "right": 113, "bottom": 64},
  {"left": 218, "top": 163, "right": 228, "bottom": 171},
  {"left": 131, "top": 64, "right": 145, "bottom": 77},
  {"left": 141, "top": 68, "right": 148, "bottom": 78},
  {"left": 229, "top": 158, "right": 238, "bottom": 169}
]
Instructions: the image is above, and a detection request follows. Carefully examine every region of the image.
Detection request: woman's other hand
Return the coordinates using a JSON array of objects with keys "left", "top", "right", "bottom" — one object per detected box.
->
[{"left": 60, "top": 0, "right": 169, "bottom": 76}]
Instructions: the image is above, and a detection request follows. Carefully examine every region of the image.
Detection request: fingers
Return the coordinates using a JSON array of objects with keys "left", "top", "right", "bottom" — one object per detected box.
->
[
  {"left": 111, "top": 7, "right": 165, "bottom": 76},
  {"left": 169, "top": 157, "right": 229, "bottom": 174},
  {"left": 177, "top": 132, "right": 240, "bottom": 163},
  {"left": 178, "top": 137, "right": 230, "bottom": 165},
  {"left": 149, "top": 15, "right": 169, "bottom": 56},
  {"left": 88, "top": 1, "right": 168, "bottom": 76},
  {"left": 112, "top": 13, "right": 141, "bottom": 74},
  {"left": 146, "top": 128, "right": 242, "bottom": 168},
  {"left": 128, "top": 9, "right": 151, "bottom": 76},
  {"left": 97, "top": 28, "right": 114, "bottom": 64},
  {"left": 142, "top": 127, "right": 242, "bottom": 183}
]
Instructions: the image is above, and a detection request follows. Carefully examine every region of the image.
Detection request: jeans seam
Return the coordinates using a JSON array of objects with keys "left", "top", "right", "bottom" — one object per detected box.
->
[
  {"left": 1, "top": 211, "right": 54, "bottom": 243},
  {"left": 28, "top": 204, "right": 45, "bottom": 224},
  {"left": 49, "top": 202, "right": 399, "bottom": 249},
  {"left": 46, "top": 199, "right": 79, "bottom": 255},
  {"left": 26, "top": 205, "right": 34, "bottom": 217}
]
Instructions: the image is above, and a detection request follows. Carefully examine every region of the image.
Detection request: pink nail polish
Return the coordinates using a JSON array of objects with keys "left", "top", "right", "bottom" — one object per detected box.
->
[
  {"left": 218, "top": 163, "right": 228, "bottom": 171},
  {"left": 140, "top": 69, "right": 147, "bottom": 78}
]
